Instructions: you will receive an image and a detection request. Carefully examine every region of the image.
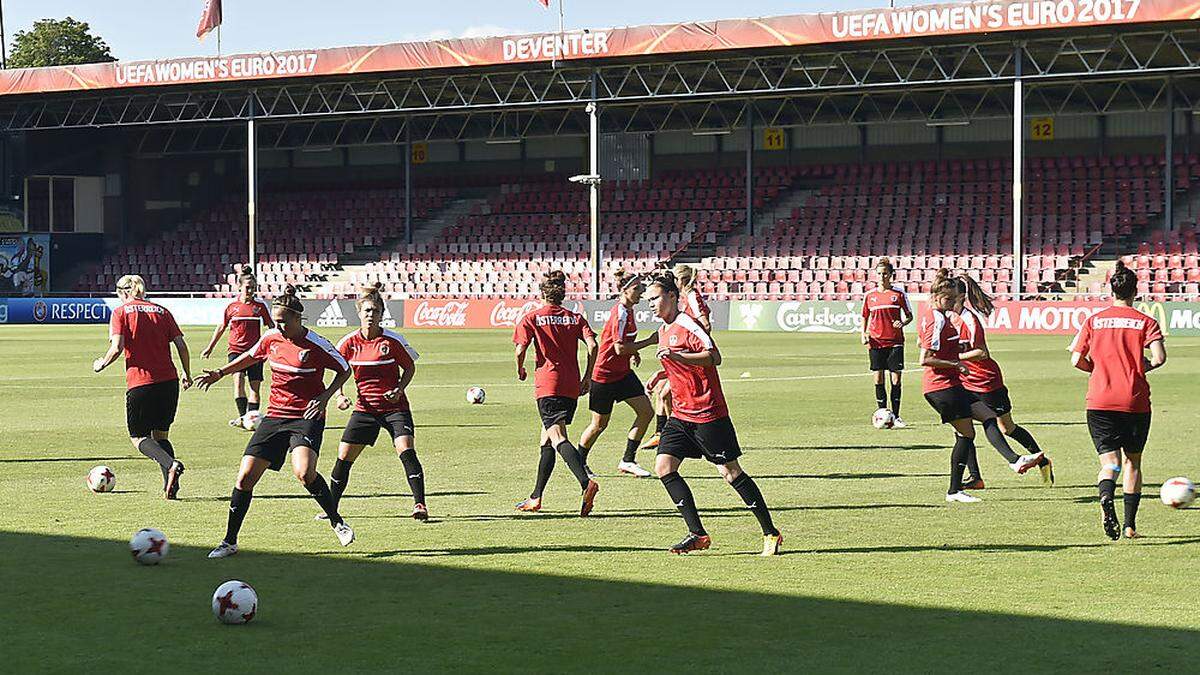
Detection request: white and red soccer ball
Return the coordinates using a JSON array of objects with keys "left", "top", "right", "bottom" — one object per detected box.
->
[
  {"left": 466, "top": 387, "right": 486, "bottom": 405},
  {"left": 872, "top": 408, "right": 895, "bottom": 430},
  {"left": 129, "top": 528, "right": 169, "bottom": 565},
  {"left": 1160, "top": 477, "right": 1195, "bottom": 509},
  {"left": 87, "top": 465, "right": 116, "bottom": 492},
  {"left": 241, "top": 410, "right": 264, "bottom": 431},
  {"left": 212, "top": 580, "right": 258, "bottom": 625}
]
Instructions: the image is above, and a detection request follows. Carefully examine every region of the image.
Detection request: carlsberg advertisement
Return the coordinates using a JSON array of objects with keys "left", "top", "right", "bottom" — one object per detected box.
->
[{"left": 729, "top": 300, "right": 911, "bottom": 333}]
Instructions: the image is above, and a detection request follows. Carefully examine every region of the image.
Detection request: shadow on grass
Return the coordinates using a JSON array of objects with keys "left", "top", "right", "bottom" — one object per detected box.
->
[
  {"left": 202, "top": 490, "right": 488, "bottom": 502},
  {"left": 2, "top": 530, "right": 1197, "bottom": 671},
  {"left": 0, "top": 456, "right": 140, "bottom": 463},
  {"left": 755, "top": 444, "right": 945, "bottom": 452},
  {"left": 455, "top": 503, "right": 938, "bottom": 523},
  {"left": 689, "top": 472, "right": 945, "bottom": 481}
]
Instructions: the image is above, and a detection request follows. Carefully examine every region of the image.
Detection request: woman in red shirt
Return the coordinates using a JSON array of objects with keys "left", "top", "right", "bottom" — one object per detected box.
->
[
  {"left": 196, "top": 286, "right": 355, "bottom": 558},
  {"left": 327, "top": 283, "right": 428, "bottom": 521},
  {"left": 645, "top": 273, "right": 781, "bottom": 556},
  {"left": 642, "top": 264, "right": 711, "bottom": 450},
  {"left": 1070, "top": 261, "right": 1166, "bottom": 540},
  {"left": 920, "top": 271, "right": 1041, "bottom": 504},
  {"left": 513, "top": 270, "right": 600, "bottom": 515},
  {"left": 577, "top": 269, "right": 658, "bottom": 479},
  {"left": 201, "top": 266, "right": 274, "bottom": 428},
  {"left": 860, "top": 258, "right": 913, "bottom": 427},
  {"left": 92, "top": 274, "right": 191, "bottom": 499},
  {"left": 952, "top": 274, "right": 1054, "bottom": 487}
]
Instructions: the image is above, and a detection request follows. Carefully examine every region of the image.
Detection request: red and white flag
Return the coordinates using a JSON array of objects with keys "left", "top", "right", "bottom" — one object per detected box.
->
[
  {"left": 196, "top": 0, "right": 223, "bottom": 40},
  {"left": 535, "top": 0, "right": 550, "bottom": 7}
]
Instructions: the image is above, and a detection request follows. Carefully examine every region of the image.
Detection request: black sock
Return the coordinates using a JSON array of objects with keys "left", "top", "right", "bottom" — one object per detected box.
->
[
  {"left": 224, "top": 487, "right": 252, "bottom": 545},
  {"left": 1098, "top": 478, "right": 1116, "bottom": 502},
  {"left": 577, "top": 440, "right": 593, "bottom": 465},
  {"left": 623, "top": 436, "right": 640, "bottom": 464},
  {"left": 137, "top": 437, "right": 175, "bottom": 482},
  {"left": 532, "top": 444, "right": 555, "bottom": 499},
  {"left": 247, "top": 400, "right": 259, "bottom": 412},
  {"left": 399, "top": 449, "right": 426, "bottom": 505},
  {"left": 1123, "top": 493, "right": 1141, "bottom": 531},
  {"left": 889, "top": 382, "right": 902, "bottom": 418},
  {"left": 730, "top": 473, "right": 778, "bottom": 536},
  {"left": 556, "top": 440, "right": 591, "bottom": 489},
  {"left": 982, "top": 418, "right": 1020, "bottom": 464},
  {"left": 1006, "top": 425, "right": 1043, "bottom": 456},
  {"left": 874, "top": 383, "right": 887, "bottom": 409},
  {"left": 330, "top": 458, "right": 353, "bottom": 506},
  {"left": 661, "top": 471, "right": 705, "bottom": 535},
  {"left": 235, "top": 397, "right": 248, "bottom": 417},
  {"left": 159, "top": 439, "right": 176, "bottom": 459},
  {"left": 964, "top": 442, "right": 981, "bottom": 482},
  {"left": 304, "top": 474, "right": 343, "bottom": 525},
  {"left": 949, "top": 435, "right": 973, "bottom": 493},
  {"left": 655, "top": 414, "right": 667, "bottom": 434}
]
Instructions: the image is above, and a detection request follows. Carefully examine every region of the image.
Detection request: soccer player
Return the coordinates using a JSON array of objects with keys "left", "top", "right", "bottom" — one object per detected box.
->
[
  {"left": 644, "top": 273, "right": 782, "bottom": 556},
  {"left": 200, "top": 266, "right": 274, "bottom": 428},
  {"left": 920, "top": 271, "right": 1042, "bottom": 504},
  {"left": 196, "top": 286, "right": 355, "bottom": 558},
  {"left": 325, "top": 283, "right": 429, "bottom": 521},
  {"left": 92, "top": 274, "right": 190, "bottom": 499},
  {"left": 577, "top": 269, "right": 658, "bottom": 478},
  {"left": 1070, "top": 261, "right": 1166, "bottom": 540},
  {"left": 952, "top": 273, "right": 1055, "bottom": 487},
  {"left": 861, "top": 258, "right": 912, "bottom": 427},
  {"left": 641, "top": 263, "right": 710, "bottom": 451},
  {"left": 513, "top": 270, "right": 601, "bottom": 515}
]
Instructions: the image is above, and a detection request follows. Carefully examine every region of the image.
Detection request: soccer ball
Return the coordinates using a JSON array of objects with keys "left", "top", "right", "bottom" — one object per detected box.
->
[
  {"left": 872, "top": 408, "right": 895, "bottom": 430},
  {"left": 212, "top": 580, "right": 258, "bottom": 625},
  {"left": 129, "top": 528, "right": 169, "bottom": 565},
  {"left": 87, "top": 465, "right": 116, "bottom": 493},
  {"left": 241, "top": 410, "right": 263, "bottom": 431},
  {"left": 466, "top": 387, "right": 486, "bottom": 405},
  {"left": 1160, "top": 476, "right": 1195, "bottom": 509}
]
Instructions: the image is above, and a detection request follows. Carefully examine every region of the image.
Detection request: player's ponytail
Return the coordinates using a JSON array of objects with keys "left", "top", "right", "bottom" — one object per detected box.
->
[
  {"left": 272, "top": 284, "right": 304, "bottom": 316},
  {"left": 1110, "top": 260, "right": 1138, "bottom": 301},
  {"left": 540, "top": 270, "right": 567, "bottom": 305},
  {"left": 958, "top": 274, "right": 994, "bottom": 316},
  {"left": 236, "top": 265, "right": 258, "bottom": 292},
  {"left": 673, "top": 264, "right": 696, "bottom": 293},
  {"left": 116, "top": 274, "right": 146, "bottom": 299},
  {"left": 356, "top": 281, "right": 385, "bottom": 311},
  {"left": 930, "top": 268, "right": 956, "bottom": 299}
]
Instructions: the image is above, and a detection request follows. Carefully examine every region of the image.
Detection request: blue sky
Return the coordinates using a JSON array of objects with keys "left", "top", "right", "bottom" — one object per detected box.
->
[{"left": 5, "top": 0, "right": 882, "bottom": 62}]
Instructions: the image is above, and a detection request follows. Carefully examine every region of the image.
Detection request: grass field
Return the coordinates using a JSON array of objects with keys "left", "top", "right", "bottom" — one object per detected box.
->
[{"left": 2, "top": 325, "right": 1198, "bottom": 672}]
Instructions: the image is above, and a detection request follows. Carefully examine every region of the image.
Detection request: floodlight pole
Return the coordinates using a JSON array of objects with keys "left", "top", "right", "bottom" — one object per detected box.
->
[
  {"left": 588, "top": 81, "right": 600, "bottom": 298},
  {"left": 405, "top": 119, "right": 413, "bottom": 245},
  {"left": 1012, "top": 44, "right": 1024, "bottom": 301},
  {"left": 247, "top": 97, "right": 258, "bottom": 273},
  {"left": 746, "top": 103, "right": 754, "bottom": 237},
  {"left": 1166, "top": 79, "right": 1175, "bottom": 232}
]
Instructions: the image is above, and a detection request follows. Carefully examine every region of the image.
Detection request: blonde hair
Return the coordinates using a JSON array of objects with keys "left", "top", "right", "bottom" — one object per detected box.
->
[
  {"left": 356, "top": 281, "right": 385, "bottom": 311},
  {"left": 673, "top": 263, "right": 696, "bottom": 292},
  {"left": 116, "top": 274, "right": 146, "bottom": 298}
]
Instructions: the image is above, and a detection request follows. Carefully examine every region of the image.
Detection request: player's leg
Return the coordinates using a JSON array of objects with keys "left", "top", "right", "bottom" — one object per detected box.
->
[
  {"left": 151, "top": 429, "right": 185, "bottom": 500},
  {"left": 518, "top": 425, "right": 555, "bottom": 511},
  {"left": 1096, "top": 448, "right": 1123, "bottom": 540},
  {"left": 873, "top": 367, "right": 887, "bottom": 411},
  {"left": 655, "top": 449, "right": 709, "bottom": 553},
  {"left": 210, "top": 455, "right": 270, "bottom": 558},
  {"left": 577, "top": 410, "right": 610, "bottom": 477},
  {"left": 329, "top": 441, "right": 367, "bottom": 509},
  {"left": 245, "top": 360, "right": 264, "bottom": 414},
  {"left": 618, "top": 394, "right": 654, "bottom": 476},
  {"left": 292, "top": 445, "right": 354, "bottom": 546},
  {"left": 546, "top": 416, "right": 599, "bottom": 516},
  {"left": 1121, "top": 450, "right": 1143, "bottom": 538},
  {"left": 888, "top": 365, "right": 905, "bottom": 427},
  {"left": 232, "top": 370, "right": 248, "bottom": 425},
  {"left": 945, "top": 417, "right": 981, "bottom": 502},
  {"left": 127, "top": 382, "right": 179, "bottom": 494},
  {"left": 970, "top": 400, "right": 1041, "bottom": 473},
  {"left": 393, "top": 430, "right": 427, "bottom": 520},
  {"left": 642, "top": 381, "right": 670, "bottom": 449},
  {"left": 997, "top": 409, "right": 1054, "bottom": 485},
  {"left": 717, "top": 458, "right": 782, "bottom": 555}
]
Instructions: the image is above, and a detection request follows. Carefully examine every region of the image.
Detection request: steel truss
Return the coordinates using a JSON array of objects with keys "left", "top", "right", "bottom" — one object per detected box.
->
[{"left": 3, "top": 26, "right": 1198, "bottom": 138}]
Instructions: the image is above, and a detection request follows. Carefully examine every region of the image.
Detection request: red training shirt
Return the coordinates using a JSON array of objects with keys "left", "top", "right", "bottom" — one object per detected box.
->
[
  {"left": 862, "top": 285, "right": 911, "bottom": 348},
  {"left": 679, "top": 288, "right": 711, "bottom": 326},
  {"left": 592, "top": 302, "right": 639, "bottom": 384},
  {"left": 250, "top": 328, "right": 349, "bottom": 419},
  {"left": 918, "top": 308, "right": 962, "bottom": 393},
  {"left": 1069, "top": 305, "right": 1164, "bottom": 413},
  {"left": 658, "top": 313, "right": 728, "bottom": 423},
  {"left": 956, "top": 307, "right": 1004, "bottom": 393},
  {"left": 513, "top": 304, "right": 595, "bottom": 399},
  {"left": 337, "top": 329, "right": 419, "bottom": 414},
  {"left": 223, "top": 299, "right": 274, "bottom": 353},
  {"left": 109, "top": 298, "right": 183, "bottom": 390}
]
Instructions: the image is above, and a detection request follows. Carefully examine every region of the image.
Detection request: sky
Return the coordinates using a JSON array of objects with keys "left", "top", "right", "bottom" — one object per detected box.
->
[{"left": 3, "top": 0, "right": 885, "bottom": 62}]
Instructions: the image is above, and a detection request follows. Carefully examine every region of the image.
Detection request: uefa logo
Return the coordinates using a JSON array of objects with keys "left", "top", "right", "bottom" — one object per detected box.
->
[{"left": 32, "top": 301, "right": 48, "bottom": 322}]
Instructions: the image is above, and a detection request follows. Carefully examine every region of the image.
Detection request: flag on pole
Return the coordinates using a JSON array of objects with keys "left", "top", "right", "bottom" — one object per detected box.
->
[
  {"left": 197, "top": 0, "right": 223, "bottom": 40},
  {"left": 535, "top": 0, "right": 550, "bottom": 7}
]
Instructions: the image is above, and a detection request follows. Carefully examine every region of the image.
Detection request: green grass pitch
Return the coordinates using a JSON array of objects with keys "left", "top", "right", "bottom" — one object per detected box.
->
[{"left": 2, "top": 325, "right": 1198, "bottom": 672}]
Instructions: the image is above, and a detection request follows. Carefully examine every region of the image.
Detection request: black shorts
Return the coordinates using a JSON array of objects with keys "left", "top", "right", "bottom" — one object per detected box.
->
[
  {"left": 229, "top": 352, "right": 264, "bottom": 382},
  {"left": 537, "top": 396, "right": 578, "bottom": 429},
  {"left": 341, "top": 410, "right": 415, "bottom": 446},
  {"left": 975, "top": 387, "right": 1013, "bottom": 417},
  {"left": 1087, "top": 410, "right": 1152, "bottom": 456},
  {"left": 924, "top": 387, "right": 991, "bottom": 424},
  {"left": 869, "top": 345, "right": 905, "bottom": 372},
  {"left": 244, "top": 417, "right": 325, "bottom": 471},
  {"left": 658, "top": 416, "right": 743, "bottom": 465},
  {"left": 588, "top": 372, "right": 646, "bottom": 415},
  {"left": 126, "top": 380, "right": 179, "bottom": 437}
]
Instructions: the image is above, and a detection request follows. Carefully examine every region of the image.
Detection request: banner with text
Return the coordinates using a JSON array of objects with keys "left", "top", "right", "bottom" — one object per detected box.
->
[{"left": 729, "top": 299, "right": 923, "bottom": 334}]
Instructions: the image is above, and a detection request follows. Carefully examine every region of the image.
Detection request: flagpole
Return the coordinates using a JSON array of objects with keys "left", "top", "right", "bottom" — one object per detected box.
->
[
  {"left": 551, "top": 0, "right": 564, "bottom": 69},
  {"left": 217, "top": 24, "right": 221, "bottom": 57}
]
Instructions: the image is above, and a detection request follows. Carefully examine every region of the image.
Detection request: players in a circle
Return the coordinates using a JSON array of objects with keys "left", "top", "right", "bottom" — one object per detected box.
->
[
  {"left": 326, "top": 283, "right": 429, "bottom": 521},
  {"left": 920, "top": 271, "right": 1041, "bottom": 504},
  {"left": 644, "top": 273, "right": 782, "bottom": 556},
  {"left": 92, "top": 274, "right": 191, "bottom": 499},
  {"left": 861, "top": 258, "right": 912, "bottom": 427},
  {"left": 513, "top": 270, "right": 601, "bottom": 515},
  {"left": 1070, "top": 261, "right": 1166, "bottom": 540},
  {"left": 197, "top": 286, "right": 355, "bottom": 558},
  {"left": 577, "top": 269, "right": 659, "bottom": 479},
  {"left": 201, "top": 266, "right": 274, "bottom": 429}
]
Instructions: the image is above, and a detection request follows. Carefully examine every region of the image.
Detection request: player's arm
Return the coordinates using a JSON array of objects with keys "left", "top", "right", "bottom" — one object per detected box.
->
[
  {"left": 195, "top": 351, "right": 259, "bottom": 389},
  {"left": 660, "top": 348, "right": 719, "bottom": 368},
  {"left": 514, "top": 340, "right": 530, "bottom": 380},
  {"left": 698, "top": 313, "right": 712, "bottom": 334},
  {"left": 389, "top": 361, "right": 416, "bottom": 401},
  {"left": 580, "top": 331, "right": 599, "bottom": 394},
  {"left": 1070, "top": 350, "right": 1094, "bottom": 373},
  {"left": 959, "top": 342, "right": 989, "bottom": 362},
  {"left": 93, "top": 335, "right": 124, "bottom": 373},
  {"left": 306, "top": 367, "right": 354, "bottom": 420},
  {"left": 645, "top": 369, "right": 667, "bottom": 394},
  {"left": 898, "top": 297, "right": 914, "bottom": 328},
  {"left": 172, "top": 336, "right": 193, "bottom": 390},
  {"left": 1145, "top": 339, "right": 1166, "bottom": 372},
  {"left": 920, "top": 347, "right": 967, "bottom": 374},
  {"left": 614, "top": 334, "right": 657, "bottom": 355},
  {"left": 200, "top": 323, "right": 226, "bottom": 359}
]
